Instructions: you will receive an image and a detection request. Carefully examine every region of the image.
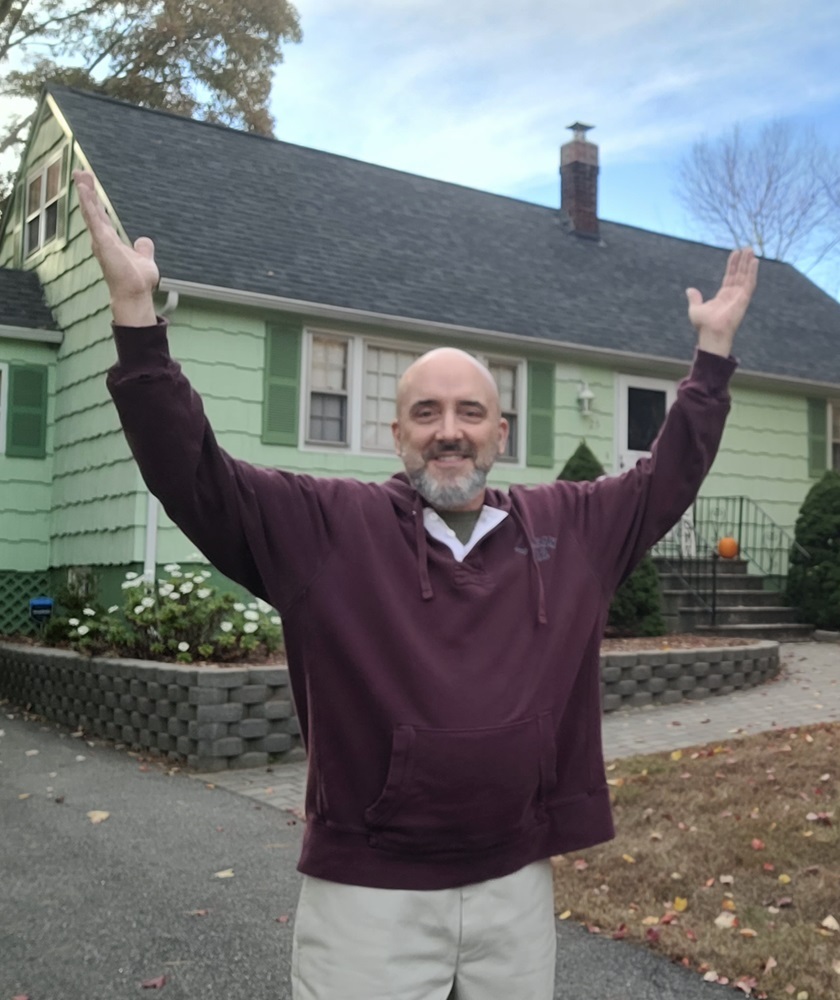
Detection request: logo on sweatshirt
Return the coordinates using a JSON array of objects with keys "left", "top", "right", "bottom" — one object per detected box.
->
[{"left": 515, "top": 535, "right": 557, "bottom": 562}]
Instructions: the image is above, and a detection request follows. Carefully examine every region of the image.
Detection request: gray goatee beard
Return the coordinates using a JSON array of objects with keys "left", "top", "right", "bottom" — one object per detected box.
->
[{"left": 407, "top": 465, "right": 488, "bottom": 511}]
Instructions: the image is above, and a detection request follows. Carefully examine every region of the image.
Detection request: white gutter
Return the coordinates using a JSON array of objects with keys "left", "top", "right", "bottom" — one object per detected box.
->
[
  {"left": 141, "top": 291, "right": 180, "bottom": 582},
  {"left": 0, "top": 325, "right": 63, "bottom": 345},
  {"left": 158, "top": 276, "right": 840, "bottom": 396}
]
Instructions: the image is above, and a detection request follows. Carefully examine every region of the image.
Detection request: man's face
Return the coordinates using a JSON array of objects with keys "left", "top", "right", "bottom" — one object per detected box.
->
[{"left": 392, "top": 350, "right": 509, "bottom": 511}]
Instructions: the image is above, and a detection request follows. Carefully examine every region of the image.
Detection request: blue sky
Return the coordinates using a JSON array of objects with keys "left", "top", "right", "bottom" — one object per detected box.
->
[{"left": 270, "top": 0, "right": 840, "bottom": 297}]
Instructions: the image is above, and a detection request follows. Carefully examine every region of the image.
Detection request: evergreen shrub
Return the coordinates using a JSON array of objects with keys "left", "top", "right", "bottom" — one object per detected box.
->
[{"left": 786, "top": 470, "right": 840, "bottom": 630}]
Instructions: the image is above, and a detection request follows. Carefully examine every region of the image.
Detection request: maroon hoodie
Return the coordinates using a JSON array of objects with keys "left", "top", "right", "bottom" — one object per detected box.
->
[{"left": 107, "top": 322, "right": 735, "bottom": 890}]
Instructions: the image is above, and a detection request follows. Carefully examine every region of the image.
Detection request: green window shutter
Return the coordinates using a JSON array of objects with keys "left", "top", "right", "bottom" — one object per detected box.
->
[
  {"left": 807, "top": 398, "right": 827, "bottom": 478},
  {"left": 262, "top": 318, "right": 301, "bottom": 445},
  {"left": 6, "top": 364, "right": 48, "bottom": 459},
  {"left": 526, "top": 360, "right": 555, "bottom": 468}
]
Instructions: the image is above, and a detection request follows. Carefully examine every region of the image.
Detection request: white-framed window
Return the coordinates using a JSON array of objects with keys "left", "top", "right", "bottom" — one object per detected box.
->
[
  {"left": 301, "top": 331, "right": 523, "bottom": 461},
  {"left": 484, "top": 357, "right": 520, "bottom": 461},
  {"left": 307, "top": 335, "right": 350, "bottom": 445},
  {"left": 24, "top": 146, "right": 68, "bottom": 258},
  {"left": 832, "top": 401, "right": 840, "bottom": 472}
]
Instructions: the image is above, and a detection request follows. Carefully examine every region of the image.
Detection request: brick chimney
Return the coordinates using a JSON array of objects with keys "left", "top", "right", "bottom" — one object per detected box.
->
[{"left": 560, "top": 122, "right": 599, "bottom": 238}]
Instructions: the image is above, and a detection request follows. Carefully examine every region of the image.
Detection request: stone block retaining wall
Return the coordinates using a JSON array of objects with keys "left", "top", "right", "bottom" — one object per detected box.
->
[
  {"left": 0, "top": 640, "right": 779, "bottom": 771},
  {"left": 0, "top": 643, "right": 301, "bottom": 772}
]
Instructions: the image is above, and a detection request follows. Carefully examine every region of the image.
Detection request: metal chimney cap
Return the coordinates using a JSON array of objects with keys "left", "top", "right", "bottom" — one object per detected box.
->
[{"left": 566, "top": 122, "right": 595, "bottom": 138}]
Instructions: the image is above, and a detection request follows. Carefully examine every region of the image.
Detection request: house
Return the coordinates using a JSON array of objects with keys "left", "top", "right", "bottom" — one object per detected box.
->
[{"left": 1, "top": 85, "right": 839, "bottom": 634}]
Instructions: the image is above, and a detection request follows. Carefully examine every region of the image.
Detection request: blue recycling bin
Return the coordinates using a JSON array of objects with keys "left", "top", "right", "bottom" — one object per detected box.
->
[{"left": 29, "top": 595, "right": 54, "bottom": 626}]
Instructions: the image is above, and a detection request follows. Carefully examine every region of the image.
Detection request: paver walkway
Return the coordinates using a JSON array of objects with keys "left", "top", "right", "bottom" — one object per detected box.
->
[{"left": 193, "top": 641, "right": 840, "bottom": 811}]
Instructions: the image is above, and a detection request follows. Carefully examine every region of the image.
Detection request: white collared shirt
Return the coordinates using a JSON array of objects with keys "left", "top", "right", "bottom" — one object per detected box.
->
[{"left": 423, "top": 506, "right": 509, "bottom": 562}]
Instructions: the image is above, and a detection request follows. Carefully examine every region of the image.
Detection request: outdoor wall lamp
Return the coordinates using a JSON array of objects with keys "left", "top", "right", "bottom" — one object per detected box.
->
[{"left": 577, "top": 381, "right": 595, "bottom": 415}]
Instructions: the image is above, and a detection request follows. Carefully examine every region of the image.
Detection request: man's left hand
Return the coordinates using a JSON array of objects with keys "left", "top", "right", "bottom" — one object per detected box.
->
[{"left": 686, "top": 247, "right": 759, "bottom": 357}]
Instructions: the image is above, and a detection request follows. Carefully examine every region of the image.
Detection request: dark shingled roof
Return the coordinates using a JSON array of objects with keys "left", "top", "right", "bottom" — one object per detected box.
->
[
  {"left": 0, "top": 268, "right": 56, "bottom": 330},
  {"left": 50, "top": 85, "right": 840, "bottom": 386}
]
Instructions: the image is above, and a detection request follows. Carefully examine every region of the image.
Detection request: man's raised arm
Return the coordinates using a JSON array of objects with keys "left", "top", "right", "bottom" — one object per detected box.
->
[{"left": 73, "top": 170, "right": 159, "bottom": 327}]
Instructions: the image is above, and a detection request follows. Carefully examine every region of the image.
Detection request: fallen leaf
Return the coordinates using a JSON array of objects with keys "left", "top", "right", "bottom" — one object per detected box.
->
[
  {"left": 778, "top": 874, "right": 792, "bottom": 884},
  {"left": 722, "top": 899, "right": 737, "bottom": 911},
  {"left": 558, "top": 910, "right": 571, "bottom": 920},
  {"left": 622, "top": 853, "right": 636, "bottom": 864},
  {"left": 670, "top": 750, "right": 683, "bottom": 761},
  {"left": 642, "top": 915, "right": 660, "bottom": 926},
  {"left": 763, "top": 863, "right": 776, "bottom": 872},
  {"left": 275, "top": 915, "right": 290, "bottom": 924},
  {"left": 703, "top": 971, "right": 720, "bottom": 982},
  {"left": 24, "top": 749, "right": 38, "bottom": 756},
  {"left": 141, "top": 974, "right": 167, "bottom": 989},
  {"left": 720, "top": 874, "right": 735, "bottom": 884},
  {"left": 831, "top": 958, "right": 840, "bottom": 974},
  {"left": 751, "top": 838, "right": 766, "bottom": 851},
  {"left": 645, "top": 927, "right": 661, "bottom": 943},
  {"left": 821, "top": 915, "right": 840, "bottom": 932},
  {"left": 186, "top": 909, "right": 210, "bottom": 917},
  {"left": 714, "top": 911, "right": 738, "bottom": 929},
  {"left": 573, "top": 859, "right": 588, "bottom": 871},
  {"left": 213, "top": 869, "right": 234, "bottom": 879},
  {"left": 685, "top": 928, "right": 698, "bottom": 941},
  {"left": 87, "top": 810, "right": 110, "bottom": 825},
  {"left": 674, "top": 897, "right": 688, "bottom": 912},
  {"left": 739, "top": 927, "right": 758, "bottom": 937},
  {"left": 18, "top": 793, "right": 31, "bottom": 800},
  {"left": 764, "top": 956, "right": 778, "bottom": 974}
]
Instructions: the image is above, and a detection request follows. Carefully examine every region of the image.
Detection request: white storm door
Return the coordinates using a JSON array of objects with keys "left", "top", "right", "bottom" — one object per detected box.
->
[{"left": 616, "top": 375, "right": 676, "bottom": 473}]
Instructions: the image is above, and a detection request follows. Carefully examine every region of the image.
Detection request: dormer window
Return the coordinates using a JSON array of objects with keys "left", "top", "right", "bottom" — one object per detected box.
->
[{"left": 24, "top": 147, "right": 68, "bottom": 257}]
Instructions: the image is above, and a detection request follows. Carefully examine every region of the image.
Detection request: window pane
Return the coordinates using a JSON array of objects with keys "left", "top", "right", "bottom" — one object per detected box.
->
[
  {"left": 311, "top": 337, "right": 347, "bottom": 392},
  {"left": 489, "top": 362, "right": 517, "bottom": 413},
  {"left": 501, "top": 413, "right": 517, "bottom": 460},
  {"left": 309, "top": 392, "right": 346, "bottom": 443},
  {"left": 627, "top": 387, "right": 666, "bottom": 452},
  {"left": 832, "top": 404, "right": 840, "bottom": 441},
  {"left": 46, "top": 160, "right": 61, "bottom": 200},
  {"left": 44, "top": 202, "right": 58, "bottom": 242},
  {"left": 27, "top": 176, "right": 42, "bottom": 215},
  {"left": 26, "top": 217, "right": 40, "bottom": 255},
  {"left": 833, "top": 442, "right": 840, "bottom": 472}
]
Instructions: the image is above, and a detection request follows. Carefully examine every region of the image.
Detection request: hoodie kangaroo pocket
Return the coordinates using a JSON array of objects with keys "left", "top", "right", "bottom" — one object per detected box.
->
[{"left": 364, "top": 714, "right": 556, "bottom": 858}]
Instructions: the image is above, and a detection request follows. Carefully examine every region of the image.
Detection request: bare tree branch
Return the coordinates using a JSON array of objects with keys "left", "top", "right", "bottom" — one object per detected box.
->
[{"left": 676, "top": 121, "right": 840, "bottom": 273}]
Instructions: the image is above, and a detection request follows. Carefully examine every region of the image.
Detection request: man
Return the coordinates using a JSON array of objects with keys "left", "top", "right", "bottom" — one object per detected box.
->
[{"left": 73, "top": 169, "right": 758, "bottom": 1000}]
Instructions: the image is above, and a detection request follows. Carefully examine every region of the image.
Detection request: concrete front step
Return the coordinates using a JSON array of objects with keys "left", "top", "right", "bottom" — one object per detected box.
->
[
  {"left": 679, "top": 606, "right": 801, "bottom": 628},
  {"left": 694, "top": 622, "right": 815, "bottom": 642},
  {"left": 657, "top": 572, "right": 767, "bottom": 592},
  {"left": 662, "top": 588, "right": 784, "bottom": 610},
  {"left": 651, "top": 556, "right": 750, "bottom": 575}
]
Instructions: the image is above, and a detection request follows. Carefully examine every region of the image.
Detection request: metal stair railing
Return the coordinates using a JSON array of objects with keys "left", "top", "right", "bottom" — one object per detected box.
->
[{"left": 651, "top": 496, "right": 810, "bottom": 626}]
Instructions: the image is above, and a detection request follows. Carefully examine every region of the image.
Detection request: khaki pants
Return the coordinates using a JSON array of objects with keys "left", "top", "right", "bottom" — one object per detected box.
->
[{"left": 291, "top": 860, "right": 556, "bottom": 1000}]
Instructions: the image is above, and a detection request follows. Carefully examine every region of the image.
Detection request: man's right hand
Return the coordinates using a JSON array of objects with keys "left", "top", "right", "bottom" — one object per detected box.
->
[{"left": 73, "top": 170, "right": 159, "bottom": 327}]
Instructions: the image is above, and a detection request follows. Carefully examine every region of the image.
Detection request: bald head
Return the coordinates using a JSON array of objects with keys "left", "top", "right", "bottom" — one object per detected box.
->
[{"left": 396, "top": 348, "right": 501, "bottom": 420}]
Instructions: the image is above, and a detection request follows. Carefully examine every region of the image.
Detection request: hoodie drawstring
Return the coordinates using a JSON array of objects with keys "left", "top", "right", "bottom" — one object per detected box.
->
[{"left": 413, "top": 508, "right": 434, "bottom": 601}]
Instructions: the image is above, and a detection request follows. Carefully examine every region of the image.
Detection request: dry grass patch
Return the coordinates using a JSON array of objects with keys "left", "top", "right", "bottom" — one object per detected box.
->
[{"left": 552, "top": 723, "right": 840, "bottom": 999}]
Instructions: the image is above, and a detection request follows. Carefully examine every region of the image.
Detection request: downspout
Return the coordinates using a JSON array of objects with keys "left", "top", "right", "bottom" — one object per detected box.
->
[{"left": 142, "top": 290, "right": 179, "bottom": 582}]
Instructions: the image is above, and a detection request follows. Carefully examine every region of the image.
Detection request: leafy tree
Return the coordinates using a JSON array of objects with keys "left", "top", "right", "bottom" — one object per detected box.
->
[
  {"left": 557, "top": 441, "right": 666, "bottom": 638},
  {"left": 0, "top": 0, "right": 302, "bottom": 158},
  {"left": 676, "top": 121, "right": 840, "bottom": 273},
  {"left": 786, "top": 470, "right": 840, "bottom": 630}
]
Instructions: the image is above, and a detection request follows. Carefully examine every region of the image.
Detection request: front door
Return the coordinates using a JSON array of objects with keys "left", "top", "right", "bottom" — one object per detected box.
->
[{"left": 616, "top": 375, "right": 676, "bottom": 473}]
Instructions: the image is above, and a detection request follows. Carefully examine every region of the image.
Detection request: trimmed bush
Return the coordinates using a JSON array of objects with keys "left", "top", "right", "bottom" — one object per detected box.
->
[
  {"left": 558, "top": 442, "right": 666, "bottom": 638},
  {"left": 787, "top": 470, "right": 840, "bottom": 630}
]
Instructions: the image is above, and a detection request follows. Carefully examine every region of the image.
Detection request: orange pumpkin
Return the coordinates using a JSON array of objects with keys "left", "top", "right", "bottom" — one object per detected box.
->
[{"left": 717, "top": 536, "right": 739, "bottom": 559}]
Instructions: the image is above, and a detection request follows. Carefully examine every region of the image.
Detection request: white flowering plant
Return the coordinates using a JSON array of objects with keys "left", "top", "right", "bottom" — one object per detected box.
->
[{"left": 49, "top": 565, "right": 283, "bottom": 665}]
